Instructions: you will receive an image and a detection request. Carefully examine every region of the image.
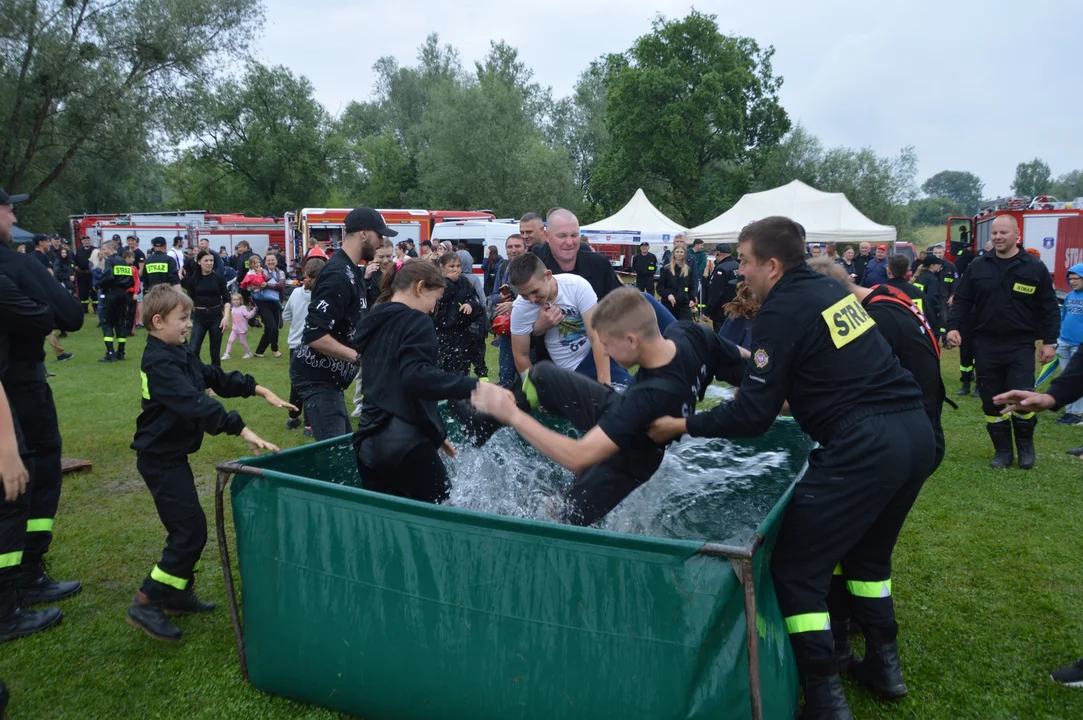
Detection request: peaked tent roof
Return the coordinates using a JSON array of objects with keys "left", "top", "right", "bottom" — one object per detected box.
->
[
  {"left": 687, "top": 180, "right": 896, "bottom": 244},
  {"left": 581, "top": 188, "right": 687, "bottom": 243}
]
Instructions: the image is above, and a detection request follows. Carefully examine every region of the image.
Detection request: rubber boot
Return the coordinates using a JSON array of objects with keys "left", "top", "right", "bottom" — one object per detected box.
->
[
  {"left": 0, "top": 587, "right": 63, "bottom": 644},
  {"left": 16, "top": 557, "right": 82, "bottom": 606},
  {"left": 99, "top": 350, "right": 116, "bottom": 363},
  {"left": 796, "top": 670, "right": 853, "bottom": 720},
  {"left": 126, "top": 592, "right": 182, "bottom": 642},
  {"left": 448, "top": 374, "right": 532, "bottom": 447},
  {"left": 849, "top": 623, "right": 908, "bottom": 700},
  {"left": 827, "top": 574, "right": 854, "bottom": 673},
  {"left": 1012, "top": 415, "right": 1037, "bottom": 470},
  {"left": 832, "top": 618, "right": 854, "bottom": 673},
  {"left": 160, "top": 577, "right": 215, "bottom": 616},
  {"left": 986, "top": 421, "right": 1014, "bottom": 469},
  {"left": 116, "top": 346, "right": 126, "bottom": 361},
  {"left": 956, "top": 381, "right": 971, "bottom": 397},
  {"left": 971, "top": 386, "right": 981, "bottom": 398}
]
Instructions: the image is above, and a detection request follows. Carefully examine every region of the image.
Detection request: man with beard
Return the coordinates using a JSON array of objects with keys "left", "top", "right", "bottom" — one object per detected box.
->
[{"left": 290, "top": 207, "right": 394, "bottom": 440}]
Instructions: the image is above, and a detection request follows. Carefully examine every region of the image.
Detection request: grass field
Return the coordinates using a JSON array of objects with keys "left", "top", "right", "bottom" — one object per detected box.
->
[{"left": 1, "top": 318, "right": 1081, "bottom": 719}]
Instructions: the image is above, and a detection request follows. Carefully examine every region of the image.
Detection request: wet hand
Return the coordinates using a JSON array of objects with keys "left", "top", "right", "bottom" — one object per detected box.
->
[
  {"left": 648, "top": 416, "right": 687, "bottom": 444},
  {"left": 471, "top": 382, "right": 519, "bottom": 424},
  {"left": 441, "top": 439, "right": 457, "bottom": 458},
  {"left": 256, "top": 386, "right": 299, "bottom": 412},
  {"left": 0, "top": 450, "right": 28, "bottom": 502},
  {"left": 241, "top": 427, "right": 280, "bottom": 454},
  {"left": 993, "top": 390, "right": 1055, "bottom": 414},
  {"left": 945, "top": 330, "right": 961, "bottom": 348},
  {"left": 1038, "top": 344, "right": 1056, "bottom": 364}
]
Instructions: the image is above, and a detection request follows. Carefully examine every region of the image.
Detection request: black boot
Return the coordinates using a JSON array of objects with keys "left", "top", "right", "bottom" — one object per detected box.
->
[
  {"left": 126, "top": 592, "right": 182, "bottom": 642},
  {"left": 971, "top": 386, "right": 981, "bottom": 398},
  {"left": 0, "top": 677, "right": 8, "bottom": 717},
  {"left": 797, "top": 670, "right": 853, "bottom": 720},
  {"left": 99, "top": 350, "right": 116, "bottom": 363},
  {"left": 16, "top": 557, "right": 82, "bottom": 606},
  {"left": 1012, "top": 415, "right": 1037, "bottom": 470},
  {"left": 832, "top": 618, "right": 854, "bottom": 673},
  {"left": 987, "top": 421, "right": 1014, "bottom": 469},
  {"left": 116, "top": 347, "right": 126, "bottom": 361},
  {"left": 160, "top": 577, "right": 215, "bottom": 616},
  {"left": 850, "top": 623, "right": 908, "bottom": 700},
  {"left": 956, "top": 381, "right": 971, "bottom": 397},
  {"left": 0, "top": 588, "right": 63, "bottom": 644}
]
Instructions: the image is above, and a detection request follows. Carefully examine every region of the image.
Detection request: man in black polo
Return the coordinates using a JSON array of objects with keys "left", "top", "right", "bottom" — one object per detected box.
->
[
  {"left": 290, "top": 207, "right": 394, "bottom": 440},
  {"left": 946, "top": 215, "right": 1059, "bottom": 470}
]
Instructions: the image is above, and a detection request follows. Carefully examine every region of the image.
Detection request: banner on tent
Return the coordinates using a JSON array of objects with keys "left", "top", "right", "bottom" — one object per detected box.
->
[{"left": 582, "top": 229, "right": 680, "bottom": 247}]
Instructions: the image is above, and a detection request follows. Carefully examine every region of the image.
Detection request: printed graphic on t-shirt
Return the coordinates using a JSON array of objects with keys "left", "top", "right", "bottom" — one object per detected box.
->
[{"left": 557, "top": 311, "right": 587, "bottom": 353}]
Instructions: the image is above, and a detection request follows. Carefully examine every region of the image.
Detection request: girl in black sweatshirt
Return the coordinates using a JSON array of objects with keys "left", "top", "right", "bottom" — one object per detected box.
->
[
  {"left": 351, "top": 261, "right": 482, "bottom": 503},
  {"left": 657, "top": 245, "right": 699, "bottom": 322},
  {"left": 433, "top": 253, "right": 483, "bottom": 375}
]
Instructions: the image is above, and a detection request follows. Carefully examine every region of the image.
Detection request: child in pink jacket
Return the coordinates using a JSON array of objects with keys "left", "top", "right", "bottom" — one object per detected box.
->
[{"left": 222, "top": 293, "right": 258, "bottom": 360}]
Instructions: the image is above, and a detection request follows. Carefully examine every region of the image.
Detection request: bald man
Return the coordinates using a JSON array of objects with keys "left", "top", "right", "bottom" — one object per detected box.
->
[{"left": 947, "top": 215, "right": 1060, "bottom": 470}]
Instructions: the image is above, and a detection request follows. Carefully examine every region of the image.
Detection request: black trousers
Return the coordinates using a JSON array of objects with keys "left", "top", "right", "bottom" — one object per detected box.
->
[
  {"left": 253, "top": 299, "right": 280, "bottom": 354},
  {"left": 636, "top": 274, "right": 655, "bottom": 295},
  {"left": 4, "top": 361, "right": 64, "bottom": 560},
  {"left": 136, "top": 455, "right": 207, "bottom": 601},
  {"left": 975, "top": 336, "right": 1035, "bottom": 420},
  {"left": 76, "top": 274, "right": 94, "bottom": 309},
  {"left": 0, "top": 396, "right": 29, "bottom": 589},
  {"left": 189, "top": 307, "right": 224, "bottom": 367},
  {"left": 437, "top": 329, "right": 473, "bottom": 375},
  {"left": 100, "top": 290, "right": 129, "bottom": 345},
  {"left": 958, "top": 327, "right": 975, "bottom": 384},
  {"left": 355, "top": 417, "right": 451, "bottom": 504},
  {"left": 526, "top": 362, "right": 659, "bottom": 526},
  {"left": 772, "top": 407, "right": 934, "bottom": 672}
]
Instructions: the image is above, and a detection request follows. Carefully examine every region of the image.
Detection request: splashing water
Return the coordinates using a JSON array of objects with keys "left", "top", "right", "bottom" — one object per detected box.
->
[{"left": 444, "top": 418, "right": 810, "bottom": 545}]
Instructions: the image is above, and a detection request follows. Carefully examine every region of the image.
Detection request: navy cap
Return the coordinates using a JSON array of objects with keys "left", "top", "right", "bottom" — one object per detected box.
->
[
  {"left": 0, "top": 189, "right": 28, "bottom": 205},
  {"left": 715, "top": 243, "right": 732, "bottom": 254},
  {"left": 151, "top": 236, "right": 167, "bottom": 247},
  {"left": 344, "top": 207, "right": 398, "bottom": 237}
]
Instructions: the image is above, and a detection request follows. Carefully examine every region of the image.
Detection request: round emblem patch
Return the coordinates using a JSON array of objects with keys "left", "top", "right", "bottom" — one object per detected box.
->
[{"left": 754, "top": 348, "right": 769, "bottom": 369}]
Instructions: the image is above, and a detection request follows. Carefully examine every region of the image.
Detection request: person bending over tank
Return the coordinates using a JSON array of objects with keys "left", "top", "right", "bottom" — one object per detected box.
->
[
  {"left": 352, "top": 261, "right": 507, "bottom": 504},
  {"left": 467, "top": 287, "right": 745, "bottom": 526}
]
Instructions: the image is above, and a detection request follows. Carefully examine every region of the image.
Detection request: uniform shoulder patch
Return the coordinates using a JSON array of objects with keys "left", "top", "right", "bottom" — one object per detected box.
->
[{"left": 753, "top": 346, "right": 772, "bottom": 372}]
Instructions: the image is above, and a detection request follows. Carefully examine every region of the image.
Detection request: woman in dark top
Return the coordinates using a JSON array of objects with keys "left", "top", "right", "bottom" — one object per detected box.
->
[
  {"left": 717, "top": 281, "right": 760, "bottom": 351},
  {"left": 53, "top": 246, "right": 75, "bottom": 294},
  {"left": 185, "top": 250, "right": 230, "bottom": 366},
  {"left": 248, "top": 254, "right": 286, "bottom": 358},
  {"left": 657, "top": 245, "right": 699, "bottom": 322},
  {"left": 433, "top": 253, "right": 483, "bottom": 374},
  {"left": 839, "top": 247, "right": 859, "bottom": 283},
  {"left": 482, "top": 245, "right": 502, "bottom": 298}
]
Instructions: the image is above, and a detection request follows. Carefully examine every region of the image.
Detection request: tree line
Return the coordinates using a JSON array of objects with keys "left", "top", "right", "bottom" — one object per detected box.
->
[{"left": 4, "top": 3, "right": 1079, "bottom": 239}]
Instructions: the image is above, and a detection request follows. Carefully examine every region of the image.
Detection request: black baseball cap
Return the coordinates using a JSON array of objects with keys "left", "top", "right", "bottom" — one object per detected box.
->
[
  {"left": 715, "top": 243, "right": 732, "bottom": 254},
  {"left": 151, "top": 236, "right": 167, "bottom": 247},
  {"left": 640, "top": 241, "right": 649, "bottom": 246},
  {"left": 922, "top": 255, "right": 942, "bottom": 268},
  {"left": 344, "top": 207, "right": 397, "bottom": 237},
  {"left": 0, "top": 189, "right": 28, "bottom": 205}
]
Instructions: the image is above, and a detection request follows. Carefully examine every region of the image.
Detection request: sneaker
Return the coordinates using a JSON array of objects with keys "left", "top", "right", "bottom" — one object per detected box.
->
[
  {"left": 303, "top": 427, "right": 313, "bottom": 438},
  {"left": 1067, "top": 446, "right": 1083, "bottom": 458},
  {"left": 286, "top": 417, "right": 302, "bottom": 431},
  {"left": 1057, "top": 413, "right": 1083, "bottom": 425},
  {"left": 56, "top": 352, "right": 73, "bottom": 362},
  {"left": 221, "top": 354, "right": 231, "bottom": 361},
  {"left": 1051, "top": 658, "right": 1083, "bottom": 687},
  {"left": 242, "top": 353, "right": 254, "bottom": 359}
]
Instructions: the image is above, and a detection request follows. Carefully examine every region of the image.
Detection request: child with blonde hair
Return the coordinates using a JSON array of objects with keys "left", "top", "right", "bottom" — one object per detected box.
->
[{"left": 222, "top": 293, "right": 257, "bottom": 360}]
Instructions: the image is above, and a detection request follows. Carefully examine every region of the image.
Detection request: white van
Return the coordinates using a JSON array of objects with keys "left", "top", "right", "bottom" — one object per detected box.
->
[{"left": 431, "top": 220, "right": 520, "bottom": 266}]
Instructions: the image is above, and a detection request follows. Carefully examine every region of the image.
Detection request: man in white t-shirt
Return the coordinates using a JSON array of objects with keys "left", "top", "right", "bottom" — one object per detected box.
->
[{"left": 507, "top": 252, "right": 632, "bottom": 387}]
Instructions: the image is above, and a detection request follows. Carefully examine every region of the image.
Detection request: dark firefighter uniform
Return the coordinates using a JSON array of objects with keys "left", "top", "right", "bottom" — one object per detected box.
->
[
  {"left": 947, "top": 249, "right": 1059, "bottom": 470},
  {"left": 74, "top": 243, "right": 95, "bottom": 313},
  {"left": 141, "top": 243, "right": 181, "bottom": 291},
  {"left": 128, "top": 334, "right": 259, "bottom": 639},
  {"left": 684, "top": 263, "right": 934, "bottom": 714},
  {"left": 99, "top": 252, "right": 135, "bottom": 361},
  {"left": 631, "top": 248, "right": 658, "bottom": 295},
  {"left": 0, "top": 241, "right": 84, "bottom": 611},
  {"left": 934, "top": 257, "right": 958, "bottom": 337}
]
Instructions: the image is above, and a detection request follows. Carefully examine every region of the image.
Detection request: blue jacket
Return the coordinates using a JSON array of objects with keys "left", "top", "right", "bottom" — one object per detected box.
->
[
  {"left": 861, "top": 257, "right": 889, "bottom": 288},
  {"left": 1060, "top": 263, "right": 1083, "bottom": 346},
  {"left": 717, "top": 316, "right": 753, "bottom": 351}
]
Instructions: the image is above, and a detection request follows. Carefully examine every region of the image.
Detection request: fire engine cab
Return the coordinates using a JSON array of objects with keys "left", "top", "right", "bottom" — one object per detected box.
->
[{"left": 946, "top": 196, "right": 1083, "bottom": 294}]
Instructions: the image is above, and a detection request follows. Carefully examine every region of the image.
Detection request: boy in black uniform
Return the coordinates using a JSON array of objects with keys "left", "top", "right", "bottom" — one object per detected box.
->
[
  {"left": 946, "top": 215, "right": 1059, "bottom": 470},
  {"left": 98, "top": 240, "right": 134, "bottom": 362},
  {"left": 127, "top": 286, "right": 293, "bottom": 642},
  {"left": 649, "top": 218, "right": 934, "bottom": 719},
  {"left": 467, "top": 287, "right": 744, "bottom": 526},
  {"left": 141, "top": 236, "right": 181, "bottom": 292},
  {"left": 631, "top": 242, "right": 658, "bottom": 295}
]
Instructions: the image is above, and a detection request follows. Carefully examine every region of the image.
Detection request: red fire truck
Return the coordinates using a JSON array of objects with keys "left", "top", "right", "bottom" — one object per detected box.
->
[
  {"left": 945, "top": 196, "right": 1083, "bottom": 294},
  {"left": 284, "top": 208, "right": 496, "bottom": 267},
  {"left": 70, "top": 211, "right": 286, "bottom": 259}
]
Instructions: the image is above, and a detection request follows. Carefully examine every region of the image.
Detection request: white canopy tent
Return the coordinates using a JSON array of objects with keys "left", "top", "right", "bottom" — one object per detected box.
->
[
  {"left": 687, "top": 180, "right": 896, "bottom": 245},
  {"left": 581, "top": 188, "right": 687, "bottom": 246}
]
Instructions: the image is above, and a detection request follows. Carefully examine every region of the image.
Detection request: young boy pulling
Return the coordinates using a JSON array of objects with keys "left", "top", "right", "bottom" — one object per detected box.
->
[{"left": 127, "top": 285, "right": 295, "bottom": 642}]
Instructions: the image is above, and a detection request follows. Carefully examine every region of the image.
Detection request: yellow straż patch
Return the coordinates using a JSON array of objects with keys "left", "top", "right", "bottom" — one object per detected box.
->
[
  {"left": 1013, "top": 283, "right": 1035, "bottom": 295},
  {"left": 821, "top": 295, "right": 873, "bottom": 349}
]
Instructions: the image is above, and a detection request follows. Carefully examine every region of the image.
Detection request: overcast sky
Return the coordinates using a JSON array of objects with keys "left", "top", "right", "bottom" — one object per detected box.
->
[{"left": 257, "top": 0, "right": 1081, "bottom": 199}]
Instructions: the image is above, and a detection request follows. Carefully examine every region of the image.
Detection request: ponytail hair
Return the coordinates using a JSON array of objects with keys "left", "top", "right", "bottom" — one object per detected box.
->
[{"left": 377, "top": 256, "right": 446, "bottom": 305}]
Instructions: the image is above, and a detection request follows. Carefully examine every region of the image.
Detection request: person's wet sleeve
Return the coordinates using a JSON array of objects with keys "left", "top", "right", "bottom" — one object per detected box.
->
[
  {"left": 302, "top": 273, "right": 346, "bottom": 344},
  {"left": 1049, "top": 347, "right": 1083, "bottom": 409},
  {"left": 687, "top": 305, "right": 793, "bottom": 438},
  {"left": 146, "top": 359, "right": 246, "bottom": 436},
  {"left": 400, "top": 321, "right": 478, "bottom": 400},
  {"left": 201, "top": 363, "right": 257, "bottom": 399}
]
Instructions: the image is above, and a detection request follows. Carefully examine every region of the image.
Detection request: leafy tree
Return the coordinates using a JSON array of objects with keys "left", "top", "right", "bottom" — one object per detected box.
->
[
  {"left": 816, "top": 145, "right": 918, "bottom": 229},
  {"left": 755, "top": 125, "right": 823, "bottom": 190},
  {"left": 921, "top": 171, "right": 984, "bottom": 214},
  {"left": 594, "top": 10, "right": 790, "bottom": 226},
  {"left": 1011, "top": 158, "right": 1052, "bottom": 197},
  {"left": 1051, "top": 170, "right": 1083, "bottom": 201},
  {"left": 165, "top": 64, "right": 336, "bottom": 215},
  {"left": 0, "top": 0, "right": 262, "bottom": 231},
  {"left": 908, "top": 197, "right": 966, "bottom": 226}
]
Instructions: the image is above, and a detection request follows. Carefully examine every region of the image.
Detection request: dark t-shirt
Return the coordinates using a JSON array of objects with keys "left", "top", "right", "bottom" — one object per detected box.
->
[
  {"left": 31, "top": 250, "right": 52, "bottom": 272},
  {"left": 598, "top": 322, "right": 740, "bottom": 475},
  {"left": 130, "top": 248, "right": 146, "bottom": 266},
  {"left": 292, "top": 249, "right": 365, "bottom": 389}
]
